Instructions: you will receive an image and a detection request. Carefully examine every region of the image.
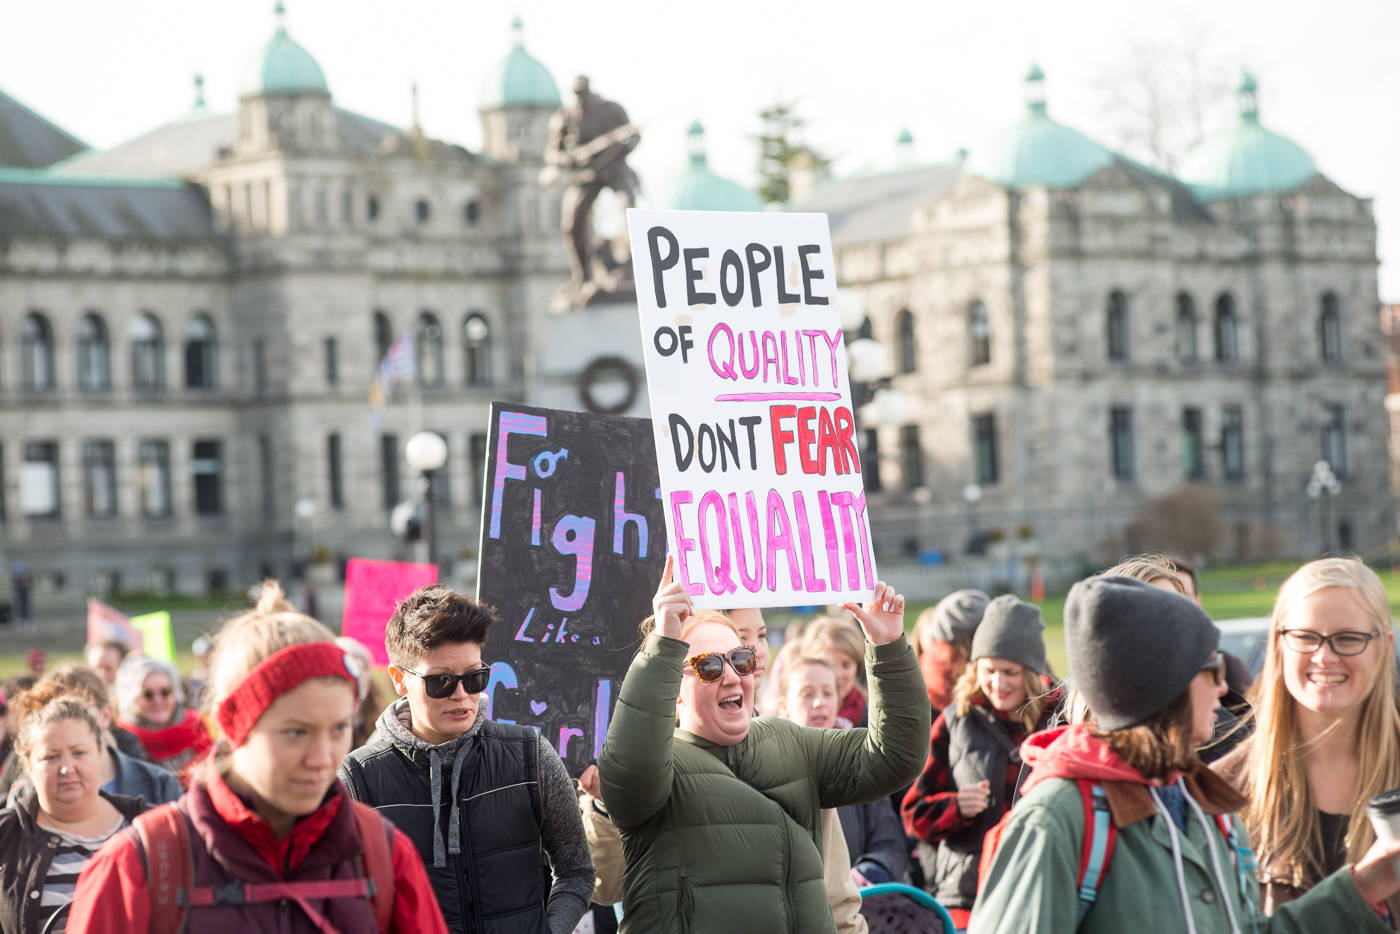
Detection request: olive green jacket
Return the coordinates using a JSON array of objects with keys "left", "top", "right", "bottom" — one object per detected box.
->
[{"left": 597, "top": 633, "right": 929, "bottom": 934}]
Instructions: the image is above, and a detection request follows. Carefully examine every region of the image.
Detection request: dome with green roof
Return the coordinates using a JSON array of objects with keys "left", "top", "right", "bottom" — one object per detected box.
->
[
  {"left": 479, "top": 18, "right": 561, "bottom": 110},
  {"left": 965, "top": 65, "right": 1113, "bottom": 190},
  {"left": 661, "top": 121, "right": 764, "bottom": 212},
  {"left": 240, "top": 3, "right": 329, "bottom": 98},
  {"left": 1178, "top": 73, "right": 1317, "bottom": 202}
]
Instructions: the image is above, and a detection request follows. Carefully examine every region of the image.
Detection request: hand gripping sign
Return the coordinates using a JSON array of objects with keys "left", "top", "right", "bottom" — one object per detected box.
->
[{"left": 628, "top": 208, "right": 877, "bottom": 610}]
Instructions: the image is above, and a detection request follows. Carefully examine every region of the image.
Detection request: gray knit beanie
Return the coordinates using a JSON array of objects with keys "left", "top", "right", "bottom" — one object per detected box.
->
[
  {"left": 928, "top": 590, "right": 990, "bottom": 645},
  {"left": 970, "top": 595, "right": 1046, "bottom": 674},
  {"left": 1064, "top": 575, "right": 1219, "bottom": 730}
]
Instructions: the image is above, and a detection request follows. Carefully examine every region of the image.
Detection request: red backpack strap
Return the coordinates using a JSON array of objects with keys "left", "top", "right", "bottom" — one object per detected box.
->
[
  {"left": 976, "top": 808, "right": 1016, "bottom": 896},
  {"left": 353, "top": 802, "right": 395, "bottom": 933},
  {"left": 133, "top": 803, "right": 194, "bottom": 934},
  {"left": 1075, "top": 782, "right": 1117, "bottom": 924}
]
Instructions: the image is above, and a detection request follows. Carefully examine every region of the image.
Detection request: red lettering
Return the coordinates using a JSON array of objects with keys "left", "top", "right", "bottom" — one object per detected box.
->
[
  {"left": 816, "top": 407, "right": 841, "bottom": 474},
  {"left": 796, "top": 406, "right": 819, "bottom": 474},
  {"left": 769, "top": 405, "right": 796, "bottom": 475},
  {"left": 834, "top": 406, "right": 860, "bottom": 473}
]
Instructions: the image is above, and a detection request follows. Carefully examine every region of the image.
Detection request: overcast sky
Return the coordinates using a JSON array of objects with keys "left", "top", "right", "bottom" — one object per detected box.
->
[{"left": 5, "top": 0, "right": 1397, "bottom": 299}]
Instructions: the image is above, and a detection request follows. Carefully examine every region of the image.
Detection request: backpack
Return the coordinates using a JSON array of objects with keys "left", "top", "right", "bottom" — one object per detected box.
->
[
  {"left": 977, "top": 780, "right": 1255, "bottom": 926},
  {"left": 133, "top": 801, "right": 395, "bottom": 934}
]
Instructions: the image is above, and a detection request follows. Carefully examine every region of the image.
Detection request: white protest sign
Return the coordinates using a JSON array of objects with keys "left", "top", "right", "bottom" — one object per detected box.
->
[{"left": 629, "top": 208, "right": 877, "bottom": 609}]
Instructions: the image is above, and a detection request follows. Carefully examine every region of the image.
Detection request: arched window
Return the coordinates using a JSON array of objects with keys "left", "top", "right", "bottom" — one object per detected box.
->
[
  {"left": 1175, "top": 293, "right": 1198, "bottom": 363},
  {"left": 20, "top": 311, "right": 54, "bottom": 391},
  {"left": 76, "top": 312, "right": 111, "bottom": 391},
  {"left": 129, "top": 313, "right": 165, "bottom": 390},
  {"left": 464, "top": 313, "right": 493, "bottom": 386},
  {"left": 896, "top": 309, "right": 917, "bottom": 374},
  {"left": 415, "top": 199, "right": 431, "bottom": 223},
  {"left": 1214, "top": 293, "right": 1239, "bottom": 363},
  {"left": 1319, "top": 292, "right": 1342, "bottom": 364},
  {"left": 372, "top": 311, "right": 393, "bottom": 369},
  {"left": 969, "top": 301, "right": 991, "bottom": 366},
  {"left": 415, "top": 312, "right": 444, "bottom": 387},
  {"left": 184, "top": 314, "right": 217, "bottom": 389},
  {"left": 1106, "top": 290, "right": 1129, "bottom": 361}
]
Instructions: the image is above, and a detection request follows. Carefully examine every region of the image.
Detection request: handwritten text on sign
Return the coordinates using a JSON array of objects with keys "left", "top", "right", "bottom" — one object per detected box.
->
[
  {"left": 477, "top": 403, "right": 665, "bottom": 776},
  {"left": 629, "top": 208, "right": 876, "bottom": 609}
]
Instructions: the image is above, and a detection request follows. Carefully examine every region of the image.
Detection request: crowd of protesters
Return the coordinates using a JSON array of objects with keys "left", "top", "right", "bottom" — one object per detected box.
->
[{"left": 0, "top": 551, "right": 1392, "bottom": 933}]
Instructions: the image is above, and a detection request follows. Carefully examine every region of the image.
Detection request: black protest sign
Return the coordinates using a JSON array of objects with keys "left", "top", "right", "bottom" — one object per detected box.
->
[{"left": 477, "top": 402, "right": 664, "bottom": 775}]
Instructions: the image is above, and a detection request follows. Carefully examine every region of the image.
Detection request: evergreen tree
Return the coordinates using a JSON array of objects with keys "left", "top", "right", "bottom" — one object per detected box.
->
[{"left": 755, "top": 101, "right": 829, "bottom": 204}]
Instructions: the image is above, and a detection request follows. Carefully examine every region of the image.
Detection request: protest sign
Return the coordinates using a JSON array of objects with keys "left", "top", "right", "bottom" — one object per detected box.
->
[
  {"left": 87, "top": 598, "right": 144, "bottom": 652},
  {"left": 131, "top": 612, "right": 174, "bottom": 663},
  {"left": 628, "top": 208, "right": 877, "bottom": 609},
  {"left": 342, "top": 558, "right": 439, "bottom": 665},
  {"left": 477, "top": 402, "right": 664, "bottom": 776}
]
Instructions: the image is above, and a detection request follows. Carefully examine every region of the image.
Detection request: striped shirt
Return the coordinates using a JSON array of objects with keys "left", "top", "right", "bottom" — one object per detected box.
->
[{"left": 39, "top": 816, "right": 128, "bottom": 933}]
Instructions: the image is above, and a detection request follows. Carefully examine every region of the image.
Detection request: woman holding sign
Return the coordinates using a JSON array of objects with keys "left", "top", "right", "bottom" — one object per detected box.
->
[{"left": 597, "top": 557, "right": 930, "bottom": 934}]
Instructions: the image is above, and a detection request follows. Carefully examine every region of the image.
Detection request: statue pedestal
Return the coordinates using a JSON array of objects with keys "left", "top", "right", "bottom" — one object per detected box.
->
[{"left": 529, "top": 300, "right": 651, "bottom": 418}]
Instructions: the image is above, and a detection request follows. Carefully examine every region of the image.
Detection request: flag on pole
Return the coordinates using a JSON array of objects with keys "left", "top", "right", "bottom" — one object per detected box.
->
[
  {"left": 87, "top": 598, "right": 145, "bottom": 652},
  {"left": 369, "top": 334, "right": 416, "bottom": 427}
]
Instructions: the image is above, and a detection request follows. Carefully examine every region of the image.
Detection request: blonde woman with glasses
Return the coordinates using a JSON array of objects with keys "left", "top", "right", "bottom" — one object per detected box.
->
[{"left": 1215, "top": 557, "right": 1400, "bottom": 922}]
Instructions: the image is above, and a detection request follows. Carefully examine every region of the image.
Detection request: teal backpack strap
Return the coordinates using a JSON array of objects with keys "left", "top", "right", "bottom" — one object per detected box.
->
[
  {"left": 1213, "top": 813, "right": 1257, "bottom": 904},
  {"left": 1076, "top": 782, "right": 1117, "bottom": 926}
]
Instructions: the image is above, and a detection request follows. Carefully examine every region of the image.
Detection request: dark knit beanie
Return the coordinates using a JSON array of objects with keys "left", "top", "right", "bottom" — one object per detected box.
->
[
  {"left": 928, "top": 590, "right": 990, "bottom": 645},
  {"left": 970, "top": 595, "right": 1046, "bottom": 674},
  {"left": 1065, "top": 575, "right": 1219, "bottom": 730}
]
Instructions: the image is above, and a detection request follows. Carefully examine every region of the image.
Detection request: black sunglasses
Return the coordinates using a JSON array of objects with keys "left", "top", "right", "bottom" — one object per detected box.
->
[
  {"left": 684, "top": 646, "right": 758, "bottom": 683},
  {"left": 401, "top": 665, "right": 491, "bottom": 699},
  {"left": 1200, "top": 652, "right": 1226, "bottom": 687},
  {"left": 143, "top": 687, "right": 174, "bottom": 701}
]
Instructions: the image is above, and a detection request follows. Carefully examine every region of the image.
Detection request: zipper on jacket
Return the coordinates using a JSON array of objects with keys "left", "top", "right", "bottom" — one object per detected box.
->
[{"left": 678, "top": 865, "right": 693, "bottom": 934}]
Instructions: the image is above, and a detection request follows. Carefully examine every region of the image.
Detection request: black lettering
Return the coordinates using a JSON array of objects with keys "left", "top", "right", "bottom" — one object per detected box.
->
[
  {"left": 739, "top": 415, "right": 763, "bottom": 470},
  {"left": 798, "top": 244, "right": 828, "bottom": 305},
  {"left": 668, "top": 413, "right": 694, "bottom": 470},
  {"left": 719, "top": 249, "right": 744, "bottom": 306},
  {"left": 772, "top": 245, "right": 801, "bottom": 303},
  {"left": 647, "top": 226, "right": 680, "bottom": 308},
  {"left": 684, "top": 248, "right": 716, "bottom": 305},
  {"left": 745, "top": 242, "right": 771, "bottom": 305},
  {"left": 697, "top": 423, "right": 717, "bottom": 472},
  {"left": 715, "top": 419, "right": 739, "bottom": 471}
]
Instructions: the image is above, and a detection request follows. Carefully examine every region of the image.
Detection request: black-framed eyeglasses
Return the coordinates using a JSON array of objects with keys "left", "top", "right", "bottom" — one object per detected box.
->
[
  {"left": 1278, "top": 629, "right": 1380, "bottom": 657},
  {"left": 400, "top": 665, "right": 491, "bottom": 698},
  {"left": 1200, "top": 652, "right": 1226, "bottom": 687},
  {"left": 684, "top": 646, "right": 758, "bottom": 683}
]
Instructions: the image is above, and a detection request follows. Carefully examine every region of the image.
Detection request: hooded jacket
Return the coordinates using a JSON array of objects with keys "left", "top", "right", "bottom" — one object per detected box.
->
[
  {"left": 597, "top": 634, "right": 929, "bottom": 934},
  {"left": 970, "top": 724, "right": 1392, "bottom": 934},
  {"left": 0, "top": 787, "right": 145, "bottom": 934},
  {"left": 67, "top": 771, "right": 447, "bottom": 934},
  {"left": 339, "top": 700, "right": 593, "bottom": 934}
]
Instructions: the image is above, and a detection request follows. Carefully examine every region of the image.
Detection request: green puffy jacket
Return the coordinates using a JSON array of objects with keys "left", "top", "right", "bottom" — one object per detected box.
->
[
  {"left": 972, "top": 774, "right": 1391, "bottom": 934},
  {"left": 598, "top": 633, "right": 929, "bottom": 934}
]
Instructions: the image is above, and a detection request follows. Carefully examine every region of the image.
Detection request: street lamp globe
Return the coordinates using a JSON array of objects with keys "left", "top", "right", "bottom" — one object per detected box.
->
[
  {"left": 847, "top": 339, "right": 893, "bottom": 383},
  {"left": 836, "top": 289, "right": 868, "bottom": 332},
  {"left": 963, "top": 483, "right": 983, "bottom": 506},
  {"left": 863, "top": 387, "right": 911, "bottom": 427},
  {"left": 405, "top": 431, "right": 448, "bottom": 473}
]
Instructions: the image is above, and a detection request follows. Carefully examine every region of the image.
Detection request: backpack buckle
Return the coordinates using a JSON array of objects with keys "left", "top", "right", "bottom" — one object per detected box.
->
[{"left": 209, "top": 882, "right": 248, "bottom": 905}]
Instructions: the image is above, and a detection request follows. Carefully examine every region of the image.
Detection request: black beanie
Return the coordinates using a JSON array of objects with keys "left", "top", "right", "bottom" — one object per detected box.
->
[
  {"left": 970, "top": 595, "right": 1046, "bottom": 674},
  {"left": 1064, "top": 575, "right": 1219, "bottom": 730}
]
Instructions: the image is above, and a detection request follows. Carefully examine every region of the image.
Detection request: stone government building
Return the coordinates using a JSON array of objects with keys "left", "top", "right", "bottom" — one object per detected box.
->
[{"left": 0, "top": 9, "right": 1388, "bottom": 596}]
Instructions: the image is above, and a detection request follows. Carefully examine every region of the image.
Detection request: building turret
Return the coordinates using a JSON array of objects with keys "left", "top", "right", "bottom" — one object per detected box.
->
[
  {"left": 478, "top": 17, "right": 560, "bottom": 163},
  {"left": 235, "top": 2, "right": 337, "bottom": 155}
]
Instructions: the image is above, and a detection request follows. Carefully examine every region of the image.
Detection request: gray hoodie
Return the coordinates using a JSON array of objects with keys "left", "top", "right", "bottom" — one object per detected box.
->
[{"left": 352, "top": 699, "right": 594, "bottom": 934}]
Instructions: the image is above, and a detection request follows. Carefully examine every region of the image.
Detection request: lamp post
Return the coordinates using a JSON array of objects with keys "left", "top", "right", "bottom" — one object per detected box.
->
[
  {"left": 1305, "top": 459, "right": 1341, "bottom": 555},
  {"left": 405, "top": 431, "right": 448, "bottom": 569},
  {"left": 293, "top": 498, "right": 317, "bottom": 616},
  {"left": 963, "top": 483, "right": 983, "bottom": 556}
]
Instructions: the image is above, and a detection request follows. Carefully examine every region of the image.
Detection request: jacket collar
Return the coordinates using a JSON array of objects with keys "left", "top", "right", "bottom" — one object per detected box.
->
[
  {"left": 373, "top": 696, "right": 485, "bottom": 768},
  {"left": 1021, "top": 724, "right": 1247, "bottom": 828},
  {"left": 194, "top": 770, "right": 346, "bottom": 876}
]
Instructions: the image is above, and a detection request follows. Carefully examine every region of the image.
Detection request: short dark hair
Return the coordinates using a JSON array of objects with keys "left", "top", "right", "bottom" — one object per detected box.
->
[
  {"left": 95, "top": 639, "right": 129, "bottom": 658},
  {"left": 384, "top": 585, "right": 496, "bottom": 667},
  {"left": 1167, "top": 556, "right": 1198, "bottom": 594}
]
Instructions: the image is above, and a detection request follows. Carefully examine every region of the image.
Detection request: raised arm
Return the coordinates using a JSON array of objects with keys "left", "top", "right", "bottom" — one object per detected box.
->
[
  {"left": 596, "top": 556, "right": 690, "bottom": 828},
  {"left": 809, "top": 583, "right": 932, "bottom": 808}
]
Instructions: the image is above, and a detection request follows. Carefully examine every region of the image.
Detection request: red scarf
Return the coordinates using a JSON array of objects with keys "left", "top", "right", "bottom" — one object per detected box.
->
[
  {"left": 206, "top": 770, "right": 342, "bottom": 874},
  {"left": 118, "top": 709, "right": 212, "bottom": 772},
  {"left": 837, "top": 687, "right": 866, "bottom": 725}
]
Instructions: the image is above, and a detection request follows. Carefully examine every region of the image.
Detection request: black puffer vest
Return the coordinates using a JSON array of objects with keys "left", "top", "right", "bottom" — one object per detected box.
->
[
  {"left": 932, "top": 704, "right": 1023, "bottom": 909},
  {"left": 340, "top": 705, "right": 547, "bottom": 934}
]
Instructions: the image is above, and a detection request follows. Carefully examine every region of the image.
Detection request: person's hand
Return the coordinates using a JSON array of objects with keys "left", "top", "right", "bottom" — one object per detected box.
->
[
  {"left": 652, "top": 555, "right": 692, "bottom": 641},
  {"left": 578, "top": 764, "right": 601, "bottom": 800},
  {"left": 956, "top": 781, "right": 991, "bottom": 818},
  {"left": 1350, "top": 835, "right": 1400, "bottom": 905},
  {"left": 842, "top": 581, "right": 906, "bottom": 645}
]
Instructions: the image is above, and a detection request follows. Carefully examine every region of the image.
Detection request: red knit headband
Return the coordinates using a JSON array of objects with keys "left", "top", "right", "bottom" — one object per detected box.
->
[{"left": 216, "top": 642, "right": 362, "bottom": 748}]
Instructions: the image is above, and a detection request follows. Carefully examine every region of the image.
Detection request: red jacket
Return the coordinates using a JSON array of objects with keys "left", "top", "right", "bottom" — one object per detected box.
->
[{"left": 68, "top": 772, "right": 447, "bottom": 934}]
